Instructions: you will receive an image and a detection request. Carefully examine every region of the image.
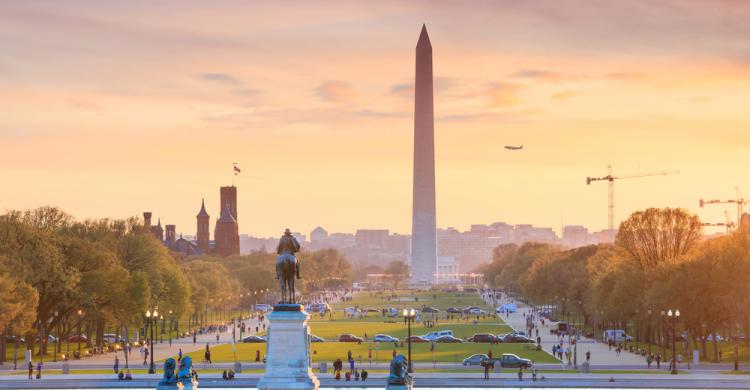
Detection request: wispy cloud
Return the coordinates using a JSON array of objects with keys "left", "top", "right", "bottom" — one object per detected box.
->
[
  {"left": 510, "top": 69, "right": 566, "bottom": 82},
  {"left": 315, "top": 80, "right": 356, "bottom": 103},
  {"left": 481, "top": 82, "right": 525, "bottom": 107},
  {"left": 199, "top": 72, "right": 243, "bottom": 85}
]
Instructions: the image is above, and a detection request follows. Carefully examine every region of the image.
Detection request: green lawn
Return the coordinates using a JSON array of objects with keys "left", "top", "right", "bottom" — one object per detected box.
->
[{"left": 178, "top": 290, "right": 555, "bottom": 365}]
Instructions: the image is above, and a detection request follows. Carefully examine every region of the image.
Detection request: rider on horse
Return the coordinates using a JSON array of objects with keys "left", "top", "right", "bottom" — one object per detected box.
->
[{"left": 276, "top": 228, "right": 301, "bottom": 279}]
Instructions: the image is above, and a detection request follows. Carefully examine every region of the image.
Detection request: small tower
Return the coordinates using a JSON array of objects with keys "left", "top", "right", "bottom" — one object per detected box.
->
[
  {"left": 143, "top": 212, "right": 152, "bottom": 230},
  {"left": 152, "top": 218, "right": 164, "bottom": 242},
  {"left": 196, "top": 198, "right": 210, "bottom": 253},
  {"left": 165, "top": 224, "right": 176, "bottom": 245}
]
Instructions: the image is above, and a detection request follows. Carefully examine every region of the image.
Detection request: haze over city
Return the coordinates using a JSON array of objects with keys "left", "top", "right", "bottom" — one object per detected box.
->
[{"left": 2, "top": 1, "right": 750, "bottom": 237}]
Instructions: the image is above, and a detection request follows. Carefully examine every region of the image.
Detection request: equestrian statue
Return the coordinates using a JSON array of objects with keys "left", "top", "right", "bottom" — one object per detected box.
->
[{"left": 276, "top": 228, "right": 301, "bottom": 304}]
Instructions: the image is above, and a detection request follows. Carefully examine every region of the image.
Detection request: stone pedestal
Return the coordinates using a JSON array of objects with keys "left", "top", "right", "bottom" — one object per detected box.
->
[{"left": 257, "top": 305, "right": 319, "bottom": 390}]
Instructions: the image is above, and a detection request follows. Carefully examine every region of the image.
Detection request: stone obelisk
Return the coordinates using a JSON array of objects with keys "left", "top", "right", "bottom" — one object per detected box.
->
[{"left": 410, "top": 24, "right": 437, "bottom": 285}]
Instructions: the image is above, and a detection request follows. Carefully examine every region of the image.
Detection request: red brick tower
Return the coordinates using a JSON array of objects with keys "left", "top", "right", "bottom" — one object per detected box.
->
[
  {"left": 220, "top": 186, "right": 238, "bottom": 222},
  {"left": 214, "top": 202, "right": 239, "bottom": 256},
  {"left": 196, "top": 198, "right": 210, "bottom": 253}
]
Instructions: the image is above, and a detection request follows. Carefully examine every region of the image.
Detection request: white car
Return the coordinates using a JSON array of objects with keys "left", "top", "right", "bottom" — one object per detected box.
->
[
  {"left": 374, "top": 334, "right": 399, "bottom": 343},
  {"left": 468, "top": 308, "right": 488, "bottom": 315}
]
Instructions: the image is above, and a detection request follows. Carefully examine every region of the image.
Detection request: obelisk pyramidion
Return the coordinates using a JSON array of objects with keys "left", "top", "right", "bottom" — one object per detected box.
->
[{"left": 410, "top": 24, "right": 437, "bottom": 285}]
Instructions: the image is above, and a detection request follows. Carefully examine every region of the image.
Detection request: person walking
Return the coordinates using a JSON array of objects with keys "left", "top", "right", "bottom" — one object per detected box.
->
[
  {"left": 178, "top": 348, "right": 183, "bottom": 362},
  {"left": 482, "top": 362, "right": 490, "bottom": 380},
  {"left": 193, "top": 332, "right": 196, "bottom": 345},
  {"left": 205, "top": 344, "right": 212, "bottom": 365},
  {"left": 28, "top": 361, "right": 33, "bottom": 380},
  {"left": 656, "top": 353, "right": 661, "bottom": 369},
  {"left": 114, "top": 355, "right": 120, "bottom": 373},
  {"left": 517, "top": 367, "right": 523, "bottom": 381},
  {"left": 143, "top": 347, "right": 149, "bottom": 366},
  {"left": 36, "top": 361, "right": 42, "bottom": 379}
]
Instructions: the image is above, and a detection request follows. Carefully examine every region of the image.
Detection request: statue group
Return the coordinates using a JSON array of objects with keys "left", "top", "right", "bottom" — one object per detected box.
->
[
  {"left": 157, "top": 355, "right": 198, "bottom": 389},
  {"left": 386, "top": 354, "right": 413, "bottom": 389}
]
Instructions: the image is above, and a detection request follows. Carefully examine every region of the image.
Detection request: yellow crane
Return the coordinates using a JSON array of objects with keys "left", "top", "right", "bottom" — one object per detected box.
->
[
  {"left": 586, "top": 164, "right": 679, "bottom": 240},
  {"left": 699, "top": 187, "right": 748, "bottom": 232}
]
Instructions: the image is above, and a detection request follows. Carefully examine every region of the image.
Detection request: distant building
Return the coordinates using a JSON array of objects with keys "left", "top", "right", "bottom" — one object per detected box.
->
[
  {"left": 310, "top": 226, "right": 328, "bottom": 242},
  {"left": 355, "top": 229, "right": 389, "bottom": 248},
  {"left": 143, "top": 185, "right": 240, "bottom": 257},
  {"left": 562, "top": 225, "right": 589, "bottom": 248}
]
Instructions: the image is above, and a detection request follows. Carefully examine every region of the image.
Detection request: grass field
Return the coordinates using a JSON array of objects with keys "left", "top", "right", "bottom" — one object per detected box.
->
[{"left": 180, "top": 290, "right": 557, "bottom": 364}]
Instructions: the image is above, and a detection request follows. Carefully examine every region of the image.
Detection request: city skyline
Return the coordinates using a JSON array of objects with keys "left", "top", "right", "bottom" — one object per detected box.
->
[{"left": 2, "top": 1, "right": 750, "bottom": 237}]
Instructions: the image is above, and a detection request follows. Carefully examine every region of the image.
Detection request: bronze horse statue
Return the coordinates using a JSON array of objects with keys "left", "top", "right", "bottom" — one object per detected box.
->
[{"left": 276, "top": 229, "right": 301, "bottom": 304}]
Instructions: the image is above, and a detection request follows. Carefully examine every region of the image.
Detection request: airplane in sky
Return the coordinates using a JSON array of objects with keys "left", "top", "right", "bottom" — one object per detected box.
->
[{"left": 504, "top": 145, "right": 523, "bottom": 150}]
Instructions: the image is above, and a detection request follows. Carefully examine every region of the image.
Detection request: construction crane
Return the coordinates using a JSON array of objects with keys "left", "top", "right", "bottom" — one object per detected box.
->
[
  {"left": 699, "top": 187, "right": 749, "bottom": 231},
  {"left": 701, "top": 210, "right": 736, "bottom": 235},
  {"left": 586, "top": 165, "right": 679, "bottom": 240}
]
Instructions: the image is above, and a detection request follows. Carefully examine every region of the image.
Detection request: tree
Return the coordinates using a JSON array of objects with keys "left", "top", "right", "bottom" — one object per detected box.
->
[
  {"left": 615, "top": 207, "right": 702, "bottom": 270},
  {"left": 0, "top": 258, "right": 39, "bottom": 334},
  {"left": 385, "top": 261, "right": 409, "bottom": 290}
]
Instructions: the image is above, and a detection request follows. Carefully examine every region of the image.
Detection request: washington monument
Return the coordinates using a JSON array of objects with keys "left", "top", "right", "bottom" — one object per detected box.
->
[{"left": 410, "top": 24, "right": 437, "bottom": 284}]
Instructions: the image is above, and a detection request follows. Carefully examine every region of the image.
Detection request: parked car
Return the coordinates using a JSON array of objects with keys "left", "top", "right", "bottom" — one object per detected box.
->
[
  {"left": 374, "top": 334, "right": 399, "bottom": 343},
  {"left": 309, "top": 335, "right": 325, "bottom": 343},
  {"left": 502, "top": 334, "right": 533, "bottom": 343},
  {"left": 423, "top": 330, "right": 454, "bottom": 341},
  {"left": 307, "top": 303, "right": 331, "bottom": 313},
  {"left": 468, "top": 333, "right": 497, "bottom": 343},
  {"left": 468, "top": 308, "right": 488, "bottom": 315},
  {"left": 446, "top": 307, "right": 462, "bottom": 314},
  {"left": 602, "top": 329, "right": 632, "bottom": 342},
  {"left": 435, "top": 335, "right": 463, "bottom": 343},
  {"left": 255, "top": 304, "right": 272, "bottom": 312},
  {"left": 4, "top": 335, "right": 25, "bottom": 344},
  {"left": 365, "top": 308, "right": 380, "bottom": 313},
  {"left": 67, "top": 334, "right": 88, "bottom": 342},
  {"left": 101, "top": 334, "right": 121, "bottom": 344},
  {"left": 34, "top": 335, "right": 59, "bottom": 343},
  {"left": 499, "top": 353, "right": 533, "bottom": 368},
  {"left": 405, "top": 335, "right": 429, "bottom": 343},
  {"left": 462, "top": 306, "right": 481, "bottom": 313},
  {"left": 421, "top": 306, "right": 440, "bottom": 313},
  {"left": 242, "top": 335, "right": 266, "bottom": 343},
  {"left": 462, "top": 353, "right": 489, "bottom": 366},
  {"left": 339, "top": 334, "right": 364, "bottom": 343}
]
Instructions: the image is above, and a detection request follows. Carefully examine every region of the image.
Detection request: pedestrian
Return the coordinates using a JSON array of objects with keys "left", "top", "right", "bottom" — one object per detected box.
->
[
  {"left": 349, "top": 358, "right": 355, "bottom": 373},
  {"left": 354, "top": 369, "right": 360, "bottom": 381},
  {"left": 28, "top": 361, "right": 33, "bottom": 380},
  {"left": 143, "top": 347, "right": 149, "bottom": 365},
  {"left": 646, "top": 354, "right": 653, "bottom": 368},
  {"left": 256, "top": 350, "right": 261, "bottom": 362},
  {"left": 361, "top": 369, "right": 368, "bottom": 381},
  {"left": 216, "top": 334, "right": 219, "bottom": 343},
  {"left": 114, "top": 355, "right": 120, "bottom": 373},
  {"left": 532, "top": 367, "right": 537, "bottom": 381},
  {"left": 36, "top": 361, "right": 42, "bottom": 379},
  {"left": 483, "top": 362, "right": 490, "bottom": 380},
  {"left": 347, "top": 350, "right": 352, "bottom": 362},
  {"left": 656, "top": 354, "right": 661, "bottom": 369},
  {"left": 193, "top": 333, "right": 196, "bottom": 345},
  {"left": 178, "top": 348, "right": 183, "bottom": 362},
  {"left": 586, "top": 350, "right": 591, "bottom": 361},
  {"left": 517, "top": 367, "right": 523, "bottom": 381}
]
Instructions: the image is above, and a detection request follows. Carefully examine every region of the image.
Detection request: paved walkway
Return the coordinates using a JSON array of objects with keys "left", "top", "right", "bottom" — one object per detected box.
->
[
  {"left": 0, "top": 316, "right": 268, "bottom": 371},
  {"left": 485, "top": 294, "right": 646, "bottom": 367},
  {"left": 2, "top": 372, "right": 750, "bottom": 389}
]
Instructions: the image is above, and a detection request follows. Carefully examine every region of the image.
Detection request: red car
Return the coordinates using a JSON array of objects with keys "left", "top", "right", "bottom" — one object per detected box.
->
[
  {"left": 338, "top": 334, "right": 364, "bottom": 343},
  {"left": 67, "top": 334, "right": 88, "bottom": 342},
  {"left": 407, "top": 335, "right": 429, "bottom": 343}
]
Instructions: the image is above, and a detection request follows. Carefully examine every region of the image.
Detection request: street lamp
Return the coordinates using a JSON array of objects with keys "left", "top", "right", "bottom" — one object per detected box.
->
[
  {"left": 403, "top": 308, "right": 416, "bottom": 373},
  {"left": 53, "top": 310, "right": 59, "bottom": 362},
  {"left": 145, "top": 308, "right": 158, "bottom": 374},
  {"left": 160, "top": 315, "right": 165, "bottom": 343},
  {"left": 647, "top": 309, "right": 652, "bottom": 356},
  {"left": 168, "top": 310, "right": 174, "bottom": 345},
  {"left": 735, "top": 323, "right": 741, "bottom": 371},
  {"left": 76, "top": 309, "right": 83, "bottom": 359},
  {"left": 666, "top": 309, "right": 680, "bottom": 375},
  {"left": 660, "top": 310, "right": 666, "bottom": 359}
]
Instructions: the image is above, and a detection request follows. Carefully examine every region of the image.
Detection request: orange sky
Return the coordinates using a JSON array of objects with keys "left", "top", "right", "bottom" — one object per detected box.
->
[{"left": 2, "top": 1, "right": 749, "bottom": 237}]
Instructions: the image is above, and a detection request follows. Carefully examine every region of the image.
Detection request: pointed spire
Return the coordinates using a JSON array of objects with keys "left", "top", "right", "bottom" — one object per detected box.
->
[
  {"left": 157, "top": 218, "right": 161, "bottom": 227},
  {"left": 196, "top": 198, "right": 210, "bottom": 218},
  {"left": 417, "top": 23, "right": 431, "bottom": 50},
  {"left": 217, "top": 201, "right": 236, "bottom": 223}
]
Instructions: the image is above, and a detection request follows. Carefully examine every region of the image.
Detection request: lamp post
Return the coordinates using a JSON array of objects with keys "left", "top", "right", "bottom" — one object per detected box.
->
[
  {"left": 735, "top": 323, "right": 740, "bottom": 371},
  {"left": 53, "top": 310, "right": 59, "bottom": 362},
  {"left": 647, "top": 309, "right": 652, "bottom": 356},
  {"left": 76, "top": 309, "right": 83, "bottom": 359},
  {"left": 160, "top": 315, "right": 165, "bottom": 344},
  {"left": 403, "top": 308, "right": 416, "bottom": 373},
  {"left": 667, "top": 309, "right": 680, "bottom": 375},
  {"left": 168, "top": 310, "right": 173, "bottom": 345},
  {"left": 660, "top": 310, "right": 666, "bottom": 359},
  {"left": 145, "top": 308, "right": 158, "bottom": 374}
]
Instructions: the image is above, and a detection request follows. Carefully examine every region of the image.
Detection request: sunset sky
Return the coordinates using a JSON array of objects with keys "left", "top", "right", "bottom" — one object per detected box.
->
[{"left": 2, "top": 1, "right": 749, "bottom": 237}]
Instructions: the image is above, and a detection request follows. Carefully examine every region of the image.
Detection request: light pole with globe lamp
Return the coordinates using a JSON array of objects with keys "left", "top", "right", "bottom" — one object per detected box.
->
[
  {"left": 76, "top": 309, "right": 83, "bottom": 359},
  {"left": 403, "top": 308, "right": 416, "bottom": 373},
  {"left": 145, "top": 308, "right": 158, "bottom": 374},
  {"left": 667, "top": 309, "right": 680, "bottom": 374}
]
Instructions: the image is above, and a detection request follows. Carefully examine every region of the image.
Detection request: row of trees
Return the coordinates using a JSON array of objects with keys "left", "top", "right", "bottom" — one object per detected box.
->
[
  {"left": 0, "top": 207, "right": 353, "bottom": 356},
  {"left": 479, "top": 208, "right": 750, "bottom": 362}
]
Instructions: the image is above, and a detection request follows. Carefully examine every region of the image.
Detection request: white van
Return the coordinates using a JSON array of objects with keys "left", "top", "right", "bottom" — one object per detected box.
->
[
  {"left": 423, "top": 330, "right": 454, "bottom": 341},
  {"left": 255, "top": 304, "right": 273, "bottom": 313},
  {"left": 603, "top": 329, "right": 632, "bottom": 342}
]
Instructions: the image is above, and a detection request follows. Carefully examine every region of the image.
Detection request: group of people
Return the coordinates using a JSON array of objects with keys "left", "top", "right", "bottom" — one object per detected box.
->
[{"left": 27, "top": 361, "right": 42, "bottom": 380}]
